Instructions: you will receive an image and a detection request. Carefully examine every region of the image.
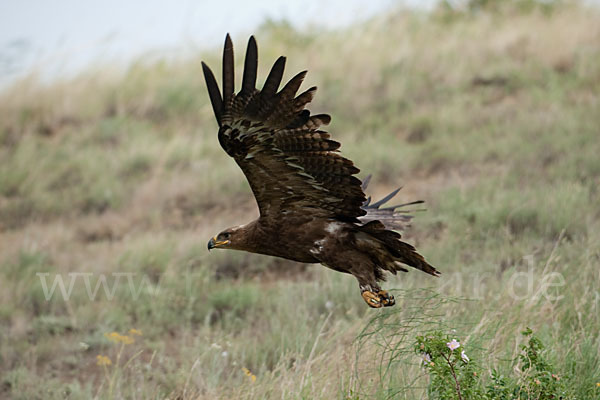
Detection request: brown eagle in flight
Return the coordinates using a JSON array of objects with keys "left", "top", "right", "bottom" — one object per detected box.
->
[{"left": 203, "top": 35, "right": 439, "bottom": 308}]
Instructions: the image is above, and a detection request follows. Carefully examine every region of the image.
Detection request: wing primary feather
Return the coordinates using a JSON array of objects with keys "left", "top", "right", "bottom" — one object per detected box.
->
[
  {"left": 222, "top": 33, "right": 235, "bottom": 107},
  {"left": 201, "top": 62, "right": 223, "bottom": 125},
  {"left": 370, "top": 187, "right": 402, "bottom": 208},
  {"left": 380, "top": 200, "right": 426, "bottom": 210},
  {"left": 241, "top": 36, "right": 258, "bottom": 95},
  {"left": 278, "top": 70, "right": 307, "bottom": 100},
  {"left": 311, "top": 114, "right": 331, "bottom": 126},
  {"left": 294, "top": 86, "right": 317, "bottom": 108},
  {"left": 361, "top": 174, "right": 373, "bottom": 191},
  {"left": 262, "top": 56, "right": 286, "bottom": 97}
]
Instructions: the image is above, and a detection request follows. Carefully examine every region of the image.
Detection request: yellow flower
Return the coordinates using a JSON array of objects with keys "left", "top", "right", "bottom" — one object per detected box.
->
[
  {"left": 104, "top": 332, "right": 118, "bottom": 343},
  {"left": 121, "top": 335, "right": 134, "bottom": 344},
  {"left": 242, "top": 367, "right": 257, "bottom": 383},
  {"left": 597, "top": 382, "right": 600, "bottom": 387},
  {"left": 96, "top": 355, "right": 112, "bottom": 366},
  {"left": 104, "top": 332, "right": 135, "bottom": 345},
  {"left": 129, "top": 328, "right": 143, "bottom": 336}
]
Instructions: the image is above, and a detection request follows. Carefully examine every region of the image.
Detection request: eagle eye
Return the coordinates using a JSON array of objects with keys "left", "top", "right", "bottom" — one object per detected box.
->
[{"left": 220, "top": 232, "right": 231, "bottom": 240}]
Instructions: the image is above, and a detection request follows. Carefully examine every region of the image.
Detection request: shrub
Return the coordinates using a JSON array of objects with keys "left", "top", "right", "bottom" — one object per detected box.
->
[{"left": 415, "top": 328, "right": 572, "bottom": 399}]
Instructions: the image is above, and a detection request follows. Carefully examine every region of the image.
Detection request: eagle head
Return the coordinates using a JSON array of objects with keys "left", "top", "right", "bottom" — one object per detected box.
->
[{"left": 207, "top": 226, "right": 248, "bottom": 251}]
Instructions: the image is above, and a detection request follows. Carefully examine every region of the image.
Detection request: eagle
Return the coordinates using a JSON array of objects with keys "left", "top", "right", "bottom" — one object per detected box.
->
[{"left": 202, "top": 35, "right": 439, "bottom": 308}]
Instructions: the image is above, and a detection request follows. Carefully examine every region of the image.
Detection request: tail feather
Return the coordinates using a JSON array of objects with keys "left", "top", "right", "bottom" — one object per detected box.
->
[
  {"left": 378, "top": 230, "right": 440, "bottom": 277},
  {"left": 391, "top": 240, "right": 440, "bottom": 277},
  {"left": 360, "top": 222, "right": 440, "bottom": 277}
]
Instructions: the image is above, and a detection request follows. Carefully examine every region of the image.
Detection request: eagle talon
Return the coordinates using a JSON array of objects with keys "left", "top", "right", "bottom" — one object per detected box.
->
[
  {"left": 361, "top": 290, "right": 383, "bottom": 308},
  {"left": 361, "top": 290, "right": 395, "bottom": 308},
  {"left": 378, "top": 290, "right": 395, "bottom": 307}
]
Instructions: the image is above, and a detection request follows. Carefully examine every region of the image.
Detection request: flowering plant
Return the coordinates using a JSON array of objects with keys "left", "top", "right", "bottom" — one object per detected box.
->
[
  {"left": 415, "top": 329, "right": 573, "bottom": 399},
  {"left": 415, "top": 331, "right": 481, "bottom": 400}
]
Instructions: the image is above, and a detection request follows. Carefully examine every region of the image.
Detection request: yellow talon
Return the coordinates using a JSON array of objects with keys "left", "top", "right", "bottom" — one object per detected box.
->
[
  {"left": 361, "top": 290, "right": 395, "bottom": 308},
  {"left": 378, "top": 290, "right": 395, "bottom": 307},
  {"left": 362, "top": 291, "right": 383, "bottom": 308}
]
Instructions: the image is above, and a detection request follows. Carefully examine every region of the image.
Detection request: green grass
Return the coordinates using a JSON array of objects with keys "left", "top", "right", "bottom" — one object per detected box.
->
[{"left": 1, "top": 2, "right": 600, "bottom": 399}]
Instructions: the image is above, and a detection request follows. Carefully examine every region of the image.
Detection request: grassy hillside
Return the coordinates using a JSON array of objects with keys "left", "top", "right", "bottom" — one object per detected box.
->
[{"left": 1, "top": 3, "right": 599, "bottom": 399}]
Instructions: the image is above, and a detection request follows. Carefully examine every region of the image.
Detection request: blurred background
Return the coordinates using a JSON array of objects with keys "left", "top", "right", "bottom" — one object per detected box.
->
[
  {"left": 1, "top": 0, "right": 599, "bottom": 399},
  {"left": 1, "top": 0, "right": 421, "bottom": 87}
]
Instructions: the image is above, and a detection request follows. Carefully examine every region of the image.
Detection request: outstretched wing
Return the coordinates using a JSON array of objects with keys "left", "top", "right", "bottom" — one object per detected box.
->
[
  {"left": 201, "top": 35, "right": 366, "bottom": 221},
  {"left": 359, "top": 175, "right": 425, "bottom": 231}
]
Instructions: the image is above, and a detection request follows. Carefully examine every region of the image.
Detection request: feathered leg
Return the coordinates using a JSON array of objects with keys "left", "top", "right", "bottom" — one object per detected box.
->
[{"left": 320, "top": 251, "right": 398, "bottom": 308}]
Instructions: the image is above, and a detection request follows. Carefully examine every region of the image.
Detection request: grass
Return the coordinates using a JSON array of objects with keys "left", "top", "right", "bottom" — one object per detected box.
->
[{"left": 1, "top": 1, "right": 600, "bottom": 399}]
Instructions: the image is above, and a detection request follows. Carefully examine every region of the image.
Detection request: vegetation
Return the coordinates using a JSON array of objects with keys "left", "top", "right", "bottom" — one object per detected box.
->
[
  {"left": 1, "top": 1, "right": 599, "bottom": 398},
  {"left": 411, "top": 328, "right": 570, "bottom": 399}
]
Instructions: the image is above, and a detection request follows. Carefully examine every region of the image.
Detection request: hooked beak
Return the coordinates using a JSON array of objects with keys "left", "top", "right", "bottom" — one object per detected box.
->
[{"left": 207, "top": 236, "right": 229, "bottom": 251}]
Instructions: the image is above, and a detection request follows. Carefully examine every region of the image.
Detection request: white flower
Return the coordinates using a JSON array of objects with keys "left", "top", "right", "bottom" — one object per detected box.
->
[
  {"left": 422, "top": 353, "right": 432, "bottom": 365},
  {"left": 221, "top": 351, "right": 229, "bottom": 358},
  {"left": 461, "top": 350, "right": 469, "bottom": 363},
  {"left": 446, "top": 339, "right": 460, "bottom": 351}
]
